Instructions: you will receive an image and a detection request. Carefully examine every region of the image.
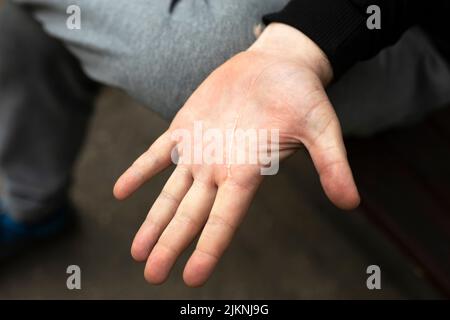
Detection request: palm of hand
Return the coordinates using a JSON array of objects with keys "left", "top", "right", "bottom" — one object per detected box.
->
[{"left": 114, "top": 51, "right": 359, "bottom": 287}]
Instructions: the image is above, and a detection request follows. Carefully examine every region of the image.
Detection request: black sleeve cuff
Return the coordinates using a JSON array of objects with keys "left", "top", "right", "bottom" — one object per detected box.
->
[{"left": 263, "top": 0, "right": 412, "bottom": 78}]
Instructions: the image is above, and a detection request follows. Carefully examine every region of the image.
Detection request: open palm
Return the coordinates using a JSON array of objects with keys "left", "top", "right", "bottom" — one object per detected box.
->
[{"left": 114, "top": 46, "right": 360, "bottom": 287}]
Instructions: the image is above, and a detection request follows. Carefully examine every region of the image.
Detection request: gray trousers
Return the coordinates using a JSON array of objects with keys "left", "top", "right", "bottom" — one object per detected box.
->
[{"left": 2, "top": 0, "right": 450, "bottom": 222}]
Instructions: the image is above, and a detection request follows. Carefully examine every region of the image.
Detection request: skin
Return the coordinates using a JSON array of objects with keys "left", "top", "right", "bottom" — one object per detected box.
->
[{"left": 113, "top": 23, "right": 360, "bottom": 287}]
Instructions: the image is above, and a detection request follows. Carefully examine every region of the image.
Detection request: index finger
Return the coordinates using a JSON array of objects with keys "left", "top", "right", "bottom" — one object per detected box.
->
[{"left": 114, "top": 131, "right": 175, "bottom": 200}]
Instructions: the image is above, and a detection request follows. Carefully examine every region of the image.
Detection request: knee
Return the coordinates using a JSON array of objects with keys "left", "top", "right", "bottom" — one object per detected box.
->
[
  {"left": 121, "top": 11, "right": 257, "bottom": 120},
  {"left": 118, "top": 0, "right": 292, "bottom": 120}
]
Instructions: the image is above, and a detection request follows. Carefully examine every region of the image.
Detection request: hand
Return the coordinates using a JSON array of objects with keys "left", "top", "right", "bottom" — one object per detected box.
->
[{"left": 113, "top": 23, "right": 360, "bottom": 287}]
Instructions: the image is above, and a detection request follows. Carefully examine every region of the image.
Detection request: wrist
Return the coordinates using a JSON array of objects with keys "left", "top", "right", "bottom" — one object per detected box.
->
[{"left": 248, "top": 22, "right": 333, "bottom": 85}]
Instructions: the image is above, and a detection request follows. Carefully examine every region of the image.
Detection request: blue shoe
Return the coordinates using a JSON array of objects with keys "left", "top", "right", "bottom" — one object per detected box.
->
[{"left": 0, "top": 201, "right": 75, "bottom": 259}]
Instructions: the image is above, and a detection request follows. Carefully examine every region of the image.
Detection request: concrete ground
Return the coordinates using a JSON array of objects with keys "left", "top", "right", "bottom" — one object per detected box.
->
[{"left": 0, "top": 88, "right": 441, "bottom": 299}]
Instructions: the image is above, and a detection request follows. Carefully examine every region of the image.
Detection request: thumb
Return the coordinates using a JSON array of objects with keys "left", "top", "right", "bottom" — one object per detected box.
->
[{"left": 303, "top": 100, "right": 360, "bottom": 210}]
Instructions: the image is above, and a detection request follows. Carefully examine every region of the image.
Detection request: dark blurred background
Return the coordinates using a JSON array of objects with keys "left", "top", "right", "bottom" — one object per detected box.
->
[{"left": 0, "top": 87, "right": 448, "bottom": 299}]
